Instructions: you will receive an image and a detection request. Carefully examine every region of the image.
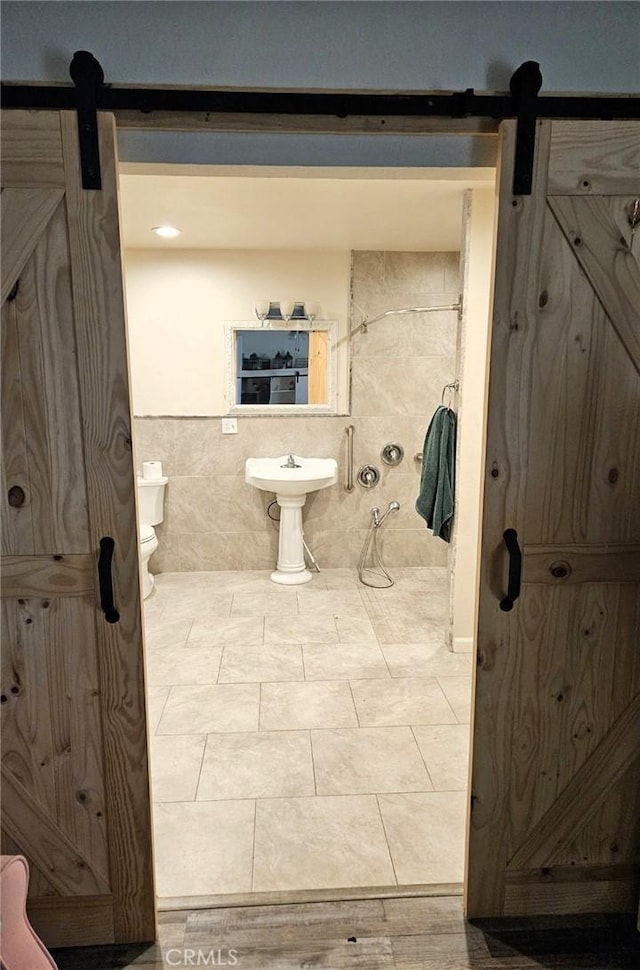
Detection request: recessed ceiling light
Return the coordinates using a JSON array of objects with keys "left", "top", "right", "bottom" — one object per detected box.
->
[{"left": 152, "top": 225, "right": 181, "bottom": 238}]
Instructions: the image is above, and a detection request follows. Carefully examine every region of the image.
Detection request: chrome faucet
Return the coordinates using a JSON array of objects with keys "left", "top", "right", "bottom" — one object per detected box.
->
[{"left": 282, "top": 454, "right": 301, "bottom": 468}]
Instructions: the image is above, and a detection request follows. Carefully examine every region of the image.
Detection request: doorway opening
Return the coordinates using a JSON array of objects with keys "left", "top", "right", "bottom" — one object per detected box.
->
[{"left": 118, "top": 164, "right": 496, "bottom": 908}]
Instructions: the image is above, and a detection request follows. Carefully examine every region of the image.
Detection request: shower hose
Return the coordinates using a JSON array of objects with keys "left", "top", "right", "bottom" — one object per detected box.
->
[{"left": 358, "top": 502, "right": 400, "bottom": 588}]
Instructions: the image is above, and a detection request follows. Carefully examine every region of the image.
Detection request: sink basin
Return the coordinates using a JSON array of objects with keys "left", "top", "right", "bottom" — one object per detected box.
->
[
  {"left": 245, "top": 455, "right": 337, "bottom": 585},
  {"left": 245, "top": 455, "right": 337, "bottom": 496}
]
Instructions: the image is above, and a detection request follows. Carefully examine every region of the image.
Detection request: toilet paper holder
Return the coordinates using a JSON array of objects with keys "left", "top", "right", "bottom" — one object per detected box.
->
[{"left": 141, "top": 459, "right": 164, "bottom": 480}]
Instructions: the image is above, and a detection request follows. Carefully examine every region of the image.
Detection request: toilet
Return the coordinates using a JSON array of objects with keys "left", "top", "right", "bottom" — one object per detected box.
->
[{"left": 136, "top": 472, "right": 168, "bottom": 599}]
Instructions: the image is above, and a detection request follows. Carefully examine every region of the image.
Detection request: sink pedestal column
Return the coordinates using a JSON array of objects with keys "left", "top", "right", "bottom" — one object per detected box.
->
[{"left": 271, "top": 494, "right": 312, "bottom": 585}]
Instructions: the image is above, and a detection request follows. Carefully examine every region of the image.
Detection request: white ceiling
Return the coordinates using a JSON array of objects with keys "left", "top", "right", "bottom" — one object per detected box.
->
[{"left": 119, "top": 167, "right": 495, "bottom": 253}]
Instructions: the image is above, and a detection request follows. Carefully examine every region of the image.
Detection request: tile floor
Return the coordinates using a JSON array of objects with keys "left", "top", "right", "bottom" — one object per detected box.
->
[{"left": 143, "top": 566, "right": 472, "bottom": 903}]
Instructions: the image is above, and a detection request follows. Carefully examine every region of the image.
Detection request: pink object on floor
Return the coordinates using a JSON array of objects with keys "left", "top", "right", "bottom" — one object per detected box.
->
[{"left": 0, "top": 855, "right": 58, "bottom": 969}]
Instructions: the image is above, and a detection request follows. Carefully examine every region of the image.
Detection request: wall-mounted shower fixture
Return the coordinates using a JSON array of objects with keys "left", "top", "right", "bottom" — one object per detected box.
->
[
  {"left": 351, "top": 303, "right": 461, "bottom": 337},
  {"left": 358, "top": 501, "right": 401, "bottom": 588},
  {"left": 373, "top": 501, "right": 400, "bottom": 526},
  {"left": 357, "top": 464, "right": 380, "bottom": 488},
  {"left": 381, "top": 442, "right": 404, "bottom": 466}
]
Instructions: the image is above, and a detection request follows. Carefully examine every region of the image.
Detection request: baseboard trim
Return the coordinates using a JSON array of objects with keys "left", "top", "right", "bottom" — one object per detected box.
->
[{"left": 453, "top": 636, "right": 474, "bottom": 653}]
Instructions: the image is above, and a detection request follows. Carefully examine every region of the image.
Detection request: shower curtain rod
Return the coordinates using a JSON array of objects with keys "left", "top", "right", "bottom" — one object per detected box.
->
[{"left": 352, "top": 303, "right": 461, "bottom": 336}]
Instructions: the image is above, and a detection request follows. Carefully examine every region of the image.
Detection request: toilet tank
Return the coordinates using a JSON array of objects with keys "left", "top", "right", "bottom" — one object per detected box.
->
[{"left": 136, "top": 476, "right": 168, "bottom": 525}]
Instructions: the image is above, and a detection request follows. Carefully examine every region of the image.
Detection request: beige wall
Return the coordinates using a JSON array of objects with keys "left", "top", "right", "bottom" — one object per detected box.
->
[
  {"left": 450, "top": 186, "right": 496, "bottom": 650},
  {"left": 133, "top": 250, "right": 460, "bottom": 572},
  {"left": 123, "top": 248, "right": 351, "bottom": 415}
]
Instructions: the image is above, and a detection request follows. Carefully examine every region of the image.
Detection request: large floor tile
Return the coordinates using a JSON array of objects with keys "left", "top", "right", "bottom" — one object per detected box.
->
[
  {"left": 264, "top": 613, "right": 338, "bottom": 643},
  {"left": 179, "top": 570, "right": 274, "bottom": 591},
  {"left": 380, "top": 642, "right": 472, "bottom": 678},
  {"left": 149, "top": 734, "right": 206, "bottom": 802},
  {"left": 385, "top": 566, "right": 448, "bottom": 587},
  {"left": 155, "top": 570, "right": 226, "bottom": 588},
  {"left": 231, "top": 591, "right": 299, "bottom": 615},
  {"left": 157, "top": 684, "right": 260, "bottom": 734},
  {"left": 437, "top": 675, "right": 472, "bottom": 723},
  {"left": 322, "top": 568, "right": 362, "bottom": 590},
  {"left": 197, "top": 731, "right": 314, "bottom": 800},
  {"left": 153, "top": 800, "right": 255, "bottom": 897},
  {"left": 369, "top": 613, "right": 446, "bottom": 645},
  {"left": 377, "top": 791, "right": 466, "bottom": 884},
  {"left": 351, "top": 678, "right": 457, "bottom": 726},
  {"left": 147, "top": 685, "right": 170, "bottom": 733},
  {"left": 153, "top": 589, "right": 233, "bottom": 623},
  {"left": 335, "top": 613, "right": 378, "bottom": 642},
  {"left": 206, "top": 570, "right": 322, "bottom": 592},
  {"left": 144, "top": 618, "right": 193, "bottom": 651},
  {"left": 145, "top": 645, "right": 222, "bottom": 686},
  {"left": 187, "top": 615, "right": 264, "bottom": 647},
  {"left": 253, "top": 795, "right": 396, "bottom": 891},
  {"left": 412, "top": 724, "right": 470, "bottom": 791},
  {"left": 303, "top": 640, "right": 390, "bottom": 680},
  {"left": 260, "top": 681, "right": 358, "bottom": 730},
  {"left": 362, "top": 586, "right": 448, "bottom": 623},
  {"left": 296, "top": 588, "right": 368, "bottom": 614},
  {"left": 218, "top": 642, "right": 304, "bottom": 683},
  {"left": 312, "top": 727, "right": 433, "bottom": 795}
]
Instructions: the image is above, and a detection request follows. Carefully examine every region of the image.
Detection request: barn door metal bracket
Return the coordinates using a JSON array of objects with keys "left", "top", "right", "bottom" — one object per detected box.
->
[
  {"left": 69, "top": 50, "right": 104, "bottom": 190},
  {"left": 509, "top": 60, "right": 543, "bottom": 196}
]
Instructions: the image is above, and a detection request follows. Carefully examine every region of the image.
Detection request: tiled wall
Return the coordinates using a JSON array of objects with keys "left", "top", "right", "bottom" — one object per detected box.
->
[{"left": 134, "top": 251, "right": 459, "bottom": 572}]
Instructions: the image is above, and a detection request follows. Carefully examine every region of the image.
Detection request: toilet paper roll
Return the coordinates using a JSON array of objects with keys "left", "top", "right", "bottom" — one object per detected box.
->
[{"left": 142, "top": 460, "right": 163, "bottom": 480}]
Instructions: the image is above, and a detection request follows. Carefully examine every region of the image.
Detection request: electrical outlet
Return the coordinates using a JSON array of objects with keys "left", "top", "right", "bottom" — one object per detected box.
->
[{"left": 221, "top": 417, "right": 238, "bottom": 434}]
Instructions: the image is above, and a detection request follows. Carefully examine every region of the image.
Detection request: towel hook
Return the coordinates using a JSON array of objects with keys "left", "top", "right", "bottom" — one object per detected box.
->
[{"left": 441, "top": 380, "right": 459, "bottom": 407}]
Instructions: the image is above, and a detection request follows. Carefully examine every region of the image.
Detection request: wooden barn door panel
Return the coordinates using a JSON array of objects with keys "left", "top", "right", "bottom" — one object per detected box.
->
[
  {"left": 467, "top": 120, "right": 640, "bottom": 918},
  {"left": 0, "top": 187, "right": 64, "bottom": 304},
  {"left": 0, "top": 110, "right": 154, "bottom": 947},
  {"left": 1, "top": 197, "right": 90, "bottom": 556}
]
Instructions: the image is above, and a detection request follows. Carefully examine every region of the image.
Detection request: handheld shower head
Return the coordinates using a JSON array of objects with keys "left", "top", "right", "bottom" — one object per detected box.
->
[{"left": 373, "top": 501, "right": 401, "bottom": 527}]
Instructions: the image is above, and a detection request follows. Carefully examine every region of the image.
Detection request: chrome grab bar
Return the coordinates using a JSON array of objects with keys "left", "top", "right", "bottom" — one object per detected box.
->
[{"left": 345, "top": 425, "right": 355, "bottom": 492}]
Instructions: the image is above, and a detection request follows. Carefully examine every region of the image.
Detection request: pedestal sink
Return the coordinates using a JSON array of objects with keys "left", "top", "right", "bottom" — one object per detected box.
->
[{"left": 245, "top": 454, "right": 338, "bottom": 584}]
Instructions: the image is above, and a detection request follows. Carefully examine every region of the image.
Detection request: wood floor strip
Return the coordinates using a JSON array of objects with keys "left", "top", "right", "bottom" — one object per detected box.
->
[
  {"left": 50, "top": 898, "right": 640, "bottom": 970},
  {"left": 157, "top": 881, "right": 463, "bottom": 912}
]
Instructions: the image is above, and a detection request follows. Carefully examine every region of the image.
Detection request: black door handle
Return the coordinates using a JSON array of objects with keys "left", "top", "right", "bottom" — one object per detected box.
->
[
  {"left": 98, "top": 536, "right": 120, "bottom": 623},
  {"left": 499, "top": 528, "right": 522, "bottom": 612}
]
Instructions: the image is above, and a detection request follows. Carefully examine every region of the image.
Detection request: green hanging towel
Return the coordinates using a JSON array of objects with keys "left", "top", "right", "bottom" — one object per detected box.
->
[{"left": 415, "top": 405, "right": 456, "bottom": 542}]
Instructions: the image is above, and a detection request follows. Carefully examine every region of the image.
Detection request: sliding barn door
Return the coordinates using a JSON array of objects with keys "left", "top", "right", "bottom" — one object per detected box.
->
[
  {"left": 1, "top": 111, "right": 155, "bottom": 946},
  {"left": 467, "top": 120, "right": 640, "bottom": 917}
]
